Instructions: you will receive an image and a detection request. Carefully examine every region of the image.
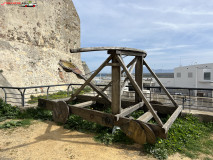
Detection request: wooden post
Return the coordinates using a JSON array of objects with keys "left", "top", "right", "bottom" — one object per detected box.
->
[
  {"left": 135, "top": 56, "right": 143, "bottom": 103},
  {"left": 110, "top": 51, "right": 121, "bottom": 114}
]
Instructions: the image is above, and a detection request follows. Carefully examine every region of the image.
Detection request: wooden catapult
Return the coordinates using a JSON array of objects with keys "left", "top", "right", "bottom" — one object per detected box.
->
[{"left": 39, "top": 47, "right": 182, "bottom": 145}]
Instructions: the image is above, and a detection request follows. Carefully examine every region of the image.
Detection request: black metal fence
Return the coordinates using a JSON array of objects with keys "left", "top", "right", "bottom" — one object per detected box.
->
[
  {"left": 145, "top": 86, "right": 213, "bottom": 112},
  {"left": 0, "top": 84, "right": 213, "bottom": 112}
]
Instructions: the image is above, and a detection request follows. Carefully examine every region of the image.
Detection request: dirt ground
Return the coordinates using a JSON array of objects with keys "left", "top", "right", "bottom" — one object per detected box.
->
[{"left": 0, "top": 121, "right": 206, "bottom": 160}]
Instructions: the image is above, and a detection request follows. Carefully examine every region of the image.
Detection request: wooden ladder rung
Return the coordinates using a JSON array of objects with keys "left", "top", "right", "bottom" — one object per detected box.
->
[
  {"left": 163, "top": 105, "right": 183, "bottom": 133},
  {"left": 70, "top": 101, "right": 96, "bottom": 108},
  {"left": 115, "top": 102, "right": 144, "bottom": 118},
  {"left": 137, "top": 111, "right": 155, "bottom": 123}
]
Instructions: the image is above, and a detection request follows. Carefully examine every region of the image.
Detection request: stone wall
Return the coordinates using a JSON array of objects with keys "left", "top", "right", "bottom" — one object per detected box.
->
[
  {"left": 0, "top": 0, "right": 84, "bottom": 87},
  {"left": 0, "top": 0, "right": 84, "bottom": 105}
]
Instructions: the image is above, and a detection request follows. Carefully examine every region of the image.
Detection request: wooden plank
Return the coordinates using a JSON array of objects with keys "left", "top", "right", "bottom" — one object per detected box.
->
[
  {"left": 75, "top": 95, "right": 177, "bottom": 114},
  {"left": 67, "top": 54, "right": 113, "bottom": 103},
  {"left": 70, "top": 47, "right": 147, "bottom": 56},
  {"left": 144, "top": 60, "right": 179, "bottom": 108},
  {"left": 115, "top": 102, "right": 144, "bottom": 119},
  {"left": 69, "top": 104, "right": 115, "bottom": 128},
  {"left": 137, "top": 111, "right": 154, "bottom": 123},
  {"left": 116, "top": 55, "right": 164, "bottom": 127},
  {"left": 116, "top": 50, "right": 146, "bottom": 57},
  {"left": 69, "top": 104, "right": 147, "bottom": 144},
  {"left": 106, "top": 63, "right": 120, "bottom": 67},
  {"left": 111, "top": 53, "right": 121, "bottom": 114},
  {"left": 135, "top": 56, "right": 143, "bottom": 102},
  {"left": 163, "top": 105, "right": 183, "bottom": 133},
  {"left": 70, "top": 101, "right": 96, "bottom": 108}
]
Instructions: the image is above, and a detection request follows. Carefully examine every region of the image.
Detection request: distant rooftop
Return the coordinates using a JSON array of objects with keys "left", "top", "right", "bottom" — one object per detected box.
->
[{"left": 143, "top": 73, "right": 174, "bottom": 78}]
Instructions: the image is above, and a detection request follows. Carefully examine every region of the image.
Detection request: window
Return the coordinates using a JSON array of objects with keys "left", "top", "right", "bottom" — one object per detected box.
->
[
  {"left": 177, "top": 72, "right": 181, "bottom": 78},
  {"left": 188, "top": 72, "right": 193, "bottom": 78},
  {"left": 204, "top": 72, "right": 211, "bottom": 80}
]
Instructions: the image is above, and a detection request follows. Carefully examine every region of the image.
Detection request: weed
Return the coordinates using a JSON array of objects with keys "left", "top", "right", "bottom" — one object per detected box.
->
[
  {"left": 144, "top": 114, "right": 213, "bottom": 160},
  {"left": 0, "top": 119, "right": 31, "bottom": 129},
  {"left": 28, "top": 86, "right": 92, "bottom": 104}
]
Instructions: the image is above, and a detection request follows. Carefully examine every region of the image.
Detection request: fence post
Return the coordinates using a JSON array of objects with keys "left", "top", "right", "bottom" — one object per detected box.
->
[
  {"left": 2, "top": 88, "right": 7, "bottom": 103},
  {"left": 67, "top": 84, "right": 72, "bottom": 96},
  {"left": 18, "top": 89, "right": 26, "bottom": 107},
  {"left": 47, "top": 87, "right": 50, "bottom": 99}
]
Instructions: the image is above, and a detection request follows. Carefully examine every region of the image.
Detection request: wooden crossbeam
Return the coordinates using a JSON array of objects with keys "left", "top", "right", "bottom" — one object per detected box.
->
[
  {"left": 137, "top": 111, "right": 155, "bottom": 123},
  {"left": 69, "top": 101, "right": 96, "bottom": 108},
  {"left": 67, "top": 54, "right": 113, "bottom": 103},
  {"left": 115, "top": 102, "right": 144, "bottom": 119},
  {"left": 163, "top": 105, "right": 183, "bottom": 133},
  {"left": 116, "top": 54, "right": 163, "bottom": 127},
  {"left": 143, "top": 60, "right": 179, "bottom": 108}
]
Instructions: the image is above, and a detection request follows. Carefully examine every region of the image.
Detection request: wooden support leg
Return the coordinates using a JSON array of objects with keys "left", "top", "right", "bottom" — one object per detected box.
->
[
  {"left": 143, "top": 60, "right": 179, "bottom": 108},
  {"left": 116, "top": 55, "right": 163, "bottom": 127},
  {"left": 111, "top": 52, "right": 121, "bottom": 114},
  {"left": 135, "top": 56, "right": 143, "bottom": 103}
]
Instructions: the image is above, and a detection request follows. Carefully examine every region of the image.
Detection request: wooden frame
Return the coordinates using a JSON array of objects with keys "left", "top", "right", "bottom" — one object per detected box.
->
[{"left": 39, "top": 47, "right": 182, "bottom": 145}]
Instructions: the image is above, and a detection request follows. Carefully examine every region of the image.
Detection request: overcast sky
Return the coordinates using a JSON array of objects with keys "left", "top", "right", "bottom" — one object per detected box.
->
[{"left": 72, "top": 0, "right": 213, "bottom": 73}]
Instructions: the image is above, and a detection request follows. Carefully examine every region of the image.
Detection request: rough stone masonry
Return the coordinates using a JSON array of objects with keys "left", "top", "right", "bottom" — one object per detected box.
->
[{"left": 0, "top": 0, "right": 85, "bottom": 103}]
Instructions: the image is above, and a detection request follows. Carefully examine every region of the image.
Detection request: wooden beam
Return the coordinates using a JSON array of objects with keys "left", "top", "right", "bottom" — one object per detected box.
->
[
  {"left": 135, "top": 56, "right": 143, "bottom": 103},
  {"left": 121, "top": 60, "right": 136, "bottom": 95},
  {"left": 116, "top": 55, "right": 164, "bottom": 127},
  {"left": 69, "top": 101, "right": 96, "bottom": 108},
  {"left": 77, "top": 74, "right": 111, "bottom": 104},
  {"left": 116, "top": 50, "right": 146, "bottom": 57},
  {"left": 163, "top": 105, "right": 183, "bottom": 133},
  {"left": 137, "top": 111, "right": 154, "bottom": 123},
  {"left": 70, "top": 47, "right": 147, "bottom": 57},
  {"left": 115, "top": 102, "right": 144, "bottom": 119},
  {"left": 106, "top": 63, "right": 120, "bottom": 67},
  {"left": 143, "top": 60, "right": 179, "bottom": 108},
  {"left": 111, "top": 53, "right": 121, "bottom": 114},
  {"left": 67, "top": 54, "right": 113, "bottom": 103},
  {"left": 68, "top": 104, "right": 147, "bottom": 145}
]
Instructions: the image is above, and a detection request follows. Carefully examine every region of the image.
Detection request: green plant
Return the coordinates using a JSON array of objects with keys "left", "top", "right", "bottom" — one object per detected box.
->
[
  {"left": 28, "top": 87, "right": 92, "bottom": 104},
  {"left": 64, "top": 114, "right": 133, "bottom": 145},
  {"left": 0, "top": 119, "right": 31, "bottom": 129},
  {"left": 144, "top": 114, "right": 213, "bottom": 159}
]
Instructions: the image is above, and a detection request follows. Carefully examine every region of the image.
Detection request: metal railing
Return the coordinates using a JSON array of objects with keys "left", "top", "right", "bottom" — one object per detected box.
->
[
  {"left": 0, "top": 84, "right": 213, "bottom": 112},
  {"left": 0, "top": 84, "right": 82, "bottom": 106},
  {"left": 144, "top": 86, "right": 213, "bottom": 112}
]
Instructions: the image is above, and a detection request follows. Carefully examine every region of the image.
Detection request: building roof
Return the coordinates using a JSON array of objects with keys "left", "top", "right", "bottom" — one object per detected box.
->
[{"left": 143, "top": 73, "right": 174, "bottom": 78}]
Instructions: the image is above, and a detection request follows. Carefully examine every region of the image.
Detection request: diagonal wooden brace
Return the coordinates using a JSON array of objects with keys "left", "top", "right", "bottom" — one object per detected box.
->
[
  {"left": 67, "top": 54, "right": 113, "bottom": 103},
  {"left": 116, "top": 54, "right": 163, "bottom": 127},
  {"left": 143, "top": 60, "right": 179, "bottom": 108}
]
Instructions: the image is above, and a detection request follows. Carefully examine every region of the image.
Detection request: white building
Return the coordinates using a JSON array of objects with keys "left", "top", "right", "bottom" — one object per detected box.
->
[{"left": 174, "top": 63, "right": 213, "bottom": 89}]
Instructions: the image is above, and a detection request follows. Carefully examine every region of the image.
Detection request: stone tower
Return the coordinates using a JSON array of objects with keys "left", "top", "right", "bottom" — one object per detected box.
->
[{"left": 0, "top": 0, "right": 84, "bottom": 104}]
